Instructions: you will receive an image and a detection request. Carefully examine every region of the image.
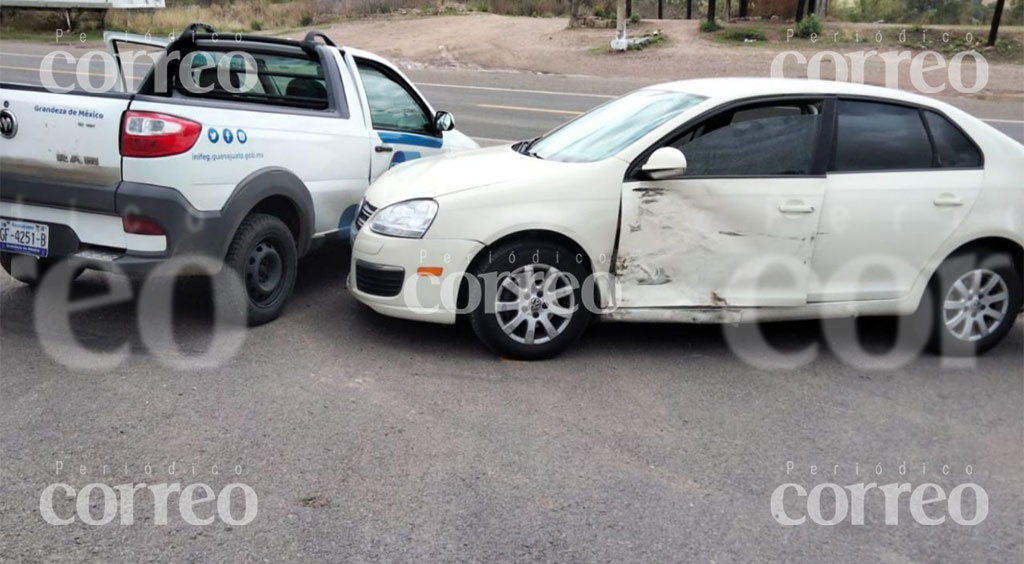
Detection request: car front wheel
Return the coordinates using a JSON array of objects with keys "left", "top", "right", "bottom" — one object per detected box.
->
[{"left": 467, "top": 240, "right": 593, "bottom": 360}]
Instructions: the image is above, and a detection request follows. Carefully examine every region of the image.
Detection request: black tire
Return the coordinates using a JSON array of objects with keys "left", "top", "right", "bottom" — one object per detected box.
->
[
  {"left": 221, "top": 213, "right": 298, "bottom": 326},
  {"left": 467, "top": 239, "right": 593, "bottom": 360},
  {"left": 925, "top": 249, "right": 1022, "bottom": 357},
  {"left": 0, "top": 252, "right": 75, "bottom": 287}
]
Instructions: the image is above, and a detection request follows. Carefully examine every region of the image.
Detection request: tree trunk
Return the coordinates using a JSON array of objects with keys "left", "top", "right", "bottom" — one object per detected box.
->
[
  {"left": 724, "top": 0, "right": 731, "bottom": 21},
  {"left": 988, "top": 0, "right": 1005, "bottom": 46},
  {"left": 807, "top": 0, "right": 815, "bottom": 15},
  {"left": 795, "top": 0, "right": 806, "bottom": 22},
  {"left": 686, "top": 0, "right": 693, "bottom": 19},
  {"left": 617, "top": 0, "right": 627, "bottom": 38},
  {"left": 626, "top": 0, "right": 632, "bottom": 19},
  {"left": 738, "top": 0, "right": 748, "bottom": 17},
  {"left": 658, "top": 0, "right": 663, "bottom": 19},
  {"left": 707, "top": 0, "right": 716, "bottom": 22}
]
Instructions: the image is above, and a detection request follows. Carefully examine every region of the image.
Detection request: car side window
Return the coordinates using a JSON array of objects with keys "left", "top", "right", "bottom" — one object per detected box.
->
[
  {"left": 356, "top": 62, "right": 431, "bottom": 135},
  {"left": 831, "top": 100, "right": 932, "bottom": 172},
  {"left": 923, "top": 111, "right": 982, "bottom": 168},
  {"left": 671, "top": 101, "right": 822, "bottom": 176}
]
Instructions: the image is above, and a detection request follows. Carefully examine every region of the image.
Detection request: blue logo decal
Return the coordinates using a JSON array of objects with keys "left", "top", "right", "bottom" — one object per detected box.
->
[
  {"left": 208, "top": 128, "right": 219, "bottom": 143},
  {"left": 389, "top": 150, "right": 422, "bottom": 168},
  {"left": 237, "top": 129, "right": 247, "bottom": 144},
  {"left": 222, "top": 128, "right": 234, "bottom": 144}
]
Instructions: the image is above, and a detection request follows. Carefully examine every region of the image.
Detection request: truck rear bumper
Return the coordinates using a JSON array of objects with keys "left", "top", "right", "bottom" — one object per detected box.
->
[{"left": 0, "top": 180, "right": 235, "bottom": 275}]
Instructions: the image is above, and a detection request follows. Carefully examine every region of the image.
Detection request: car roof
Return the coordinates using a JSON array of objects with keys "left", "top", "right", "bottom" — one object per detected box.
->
[{"left": 647, "top": 77, "right": 939, "bottom": 107}]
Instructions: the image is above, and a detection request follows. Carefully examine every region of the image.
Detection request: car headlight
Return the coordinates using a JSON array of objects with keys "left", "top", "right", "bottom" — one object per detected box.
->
[{"left": 368, "top": 199, "right": 438, "bottom": 238}]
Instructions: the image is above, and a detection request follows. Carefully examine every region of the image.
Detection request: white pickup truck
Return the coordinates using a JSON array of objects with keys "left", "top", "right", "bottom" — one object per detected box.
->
[{"left": 0, "top": 24, "right": 477, "bottom": 324}]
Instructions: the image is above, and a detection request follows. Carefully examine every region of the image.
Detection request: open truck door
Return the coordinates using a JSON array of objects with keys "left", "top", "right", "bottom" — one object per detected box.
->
[{"left": 104, "top": 31, "right": 169, "bottom": 93}]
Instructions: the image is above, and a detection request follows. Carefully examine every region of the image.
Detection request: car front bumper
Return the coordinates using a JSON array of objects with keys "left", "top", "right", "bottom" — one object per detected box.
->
[{"left": 348, "top": 228, "right": 484, "bottom": 325}]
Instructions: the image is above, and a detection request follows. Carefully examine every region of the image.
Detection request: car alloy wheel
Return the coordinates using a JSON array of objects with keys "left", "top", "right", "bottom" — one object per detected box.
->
[
  {"left": 494, "top": 263, "right": 577, "bottom": 345},
  {"left": 467, "top": 239, "right": 593, "bottom": 360},
  {"left": 942, "top": 268, "right": 1010, "bottom": 342}
]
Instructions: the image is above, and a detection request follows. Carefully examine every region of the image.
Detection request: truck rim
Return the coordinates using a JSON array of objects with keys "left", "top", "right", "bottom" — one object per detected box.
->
[{"left": 246, "top": 239, "right": 284, "bottom": 306}]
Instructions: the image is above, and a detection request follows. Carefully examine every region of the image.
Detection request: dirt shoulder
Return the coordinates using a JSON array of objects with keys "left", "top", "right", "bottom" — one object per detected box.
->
[{"left": 311, "top": 14, "right": 1023, "bottom": 99}]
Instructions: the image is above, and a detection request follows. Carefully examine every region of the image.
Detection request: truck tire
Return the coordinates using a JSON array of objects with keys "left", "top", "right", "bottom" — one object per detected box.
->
[
  {"left": 467, "top": 239, "right": 593, "bottom": 360},
  {"left": 221, "top": 213, "right": 298, "bottom": 326},
  {"left": 0, "top": 252, "right": 71, "bottom": 287}
]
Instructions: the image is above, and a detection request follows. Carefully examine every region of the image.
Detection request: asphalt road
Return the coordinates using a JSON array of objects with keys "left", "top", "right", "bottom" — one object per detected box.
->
[{"left": 1, "top": 44, "right": 1023, "bottom": 563}]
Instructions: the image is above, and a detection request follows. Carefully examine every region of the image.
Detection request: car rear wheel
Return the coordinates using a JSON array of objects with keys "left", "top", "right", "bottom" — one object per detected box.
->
[
  {"left": 222, "top": 213, "right": 298, "bottom": 326},
  {"left": 467, "top": 240, "right": 593, "bottom": 360},
  {"left": 926, "top": 250, "right": 1022, "bottom": 356}
]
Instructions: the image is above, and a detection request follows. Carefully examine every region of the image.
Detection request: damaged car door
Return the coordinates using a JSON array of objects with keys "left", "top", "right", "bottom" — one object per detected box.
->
[{"left": 616, "top": 97, "right": 831, "bottom": 308}]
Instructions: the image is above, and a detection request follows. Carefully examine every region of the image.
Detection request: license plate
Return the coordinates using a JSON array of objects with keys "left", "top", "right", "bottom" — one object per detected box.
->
[{"left": 0, "top": 218, "right": 50, "bottom": 257}]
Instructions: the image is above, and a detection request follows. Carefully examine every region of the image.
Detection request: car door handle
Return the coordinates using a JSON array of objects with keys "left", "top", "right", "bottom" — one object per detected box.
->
[
  {"left": 778, "top": 203, "right": 815, "bottom": 214},
  {"left": 933, "top": 194, "right": 963, "bottom": 207},
  {"left": 374, "top": 145, "right": 394, "bottom": 153}
]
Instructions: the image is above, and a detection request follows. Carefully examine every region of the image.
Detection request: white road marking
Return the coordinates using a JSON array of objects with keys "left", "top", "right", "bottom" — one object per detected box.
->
[
  {"left": 980, "top": 118, "right": 1024, "bottom": 124},
  {"left": 417, "top": 82, "right": 616, "bottom": 99},
  {"left": 471, "top": 136, "right": 516, "bottom": 145},
  {"left": 477, "top": 103, "right": 584, "bottom": 116}
]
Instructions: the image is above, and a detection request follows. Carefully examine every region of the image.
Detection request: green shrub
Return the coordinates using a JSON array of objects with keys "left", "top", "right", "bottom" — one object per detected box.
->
[
  {"left": 629, "top": 13, "right": 641, "bottom": 24},
  {"left": 299, "top": 14, "right": 313, "bottom": 26},
  {"left": 699, "top": 20, "right": 722, "bottom": 32},
  {"left": 250, "top": 19, "right": 263, "bottom": 31},
  {"left": 797, "top": 14, "right": 821, "bottom": 38},
  {"left": 720, "top": 27, "right": 766, "bottom": 42}
]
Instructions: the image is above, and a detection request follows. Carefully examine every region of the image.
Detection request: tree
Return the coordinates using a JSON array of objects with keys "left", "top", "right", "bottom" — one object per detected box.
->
[
  {"left": 708, "top": 0, "right": 717, "bottom": 22},
  {"left": 739, "top": 0, "right": 749, "bottom": 17},
  {"left": 988, "top": 0, "right": 1006, "bottom": 46},
  {"left": 795, "top": 0, "right": 807, "bottom": 21}
]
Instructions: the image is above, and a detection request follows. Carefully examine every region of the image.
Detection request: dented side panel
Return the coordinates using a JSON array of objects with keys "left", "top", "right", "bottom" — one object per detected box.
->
[{"left": 615, "top": 177, "right": 825, "bottom": 308}]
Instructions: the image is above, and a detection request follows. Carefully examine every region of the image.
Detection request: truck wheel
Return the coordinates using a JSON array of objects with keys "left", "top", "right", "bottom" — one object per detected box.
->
[
  {"left": 926, "top": 250, "right": 1022, "bottom": 357},
  {"left": 222, "top": 214, "right": 298, "bottom": 326},
  {"left": 0, "top": 252, "right": 70, "bottom": 287},
  {"left": 467, "top": 239, "right": 593, "bottom": 360}
]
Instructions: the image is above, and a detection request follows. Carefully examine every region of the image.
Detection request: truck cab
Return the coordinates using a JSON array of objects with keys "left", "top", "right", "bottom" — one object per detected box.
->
[{"left": 0, "top": 25, "right": 478, "bottom": 324}]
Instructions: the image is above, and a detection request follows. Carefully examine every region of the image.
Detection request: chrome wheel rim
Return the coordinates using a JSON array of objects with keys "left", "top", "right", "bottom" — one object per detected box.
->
[
  {"left": 494, "top": 263, "right": 576, "bottom": 345},
  {"left": 943, "top": 269, "right": 1009, "bottom": 342}
]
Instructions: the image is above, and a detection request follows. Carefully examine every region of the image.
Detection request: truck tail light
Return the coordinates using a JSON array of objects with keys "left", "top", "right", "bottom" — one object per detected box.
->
[
  {"left": 122, "top": 215, "right": 165, "bottom": 236},
  {"left": 121, "top": 111, "right": 201, "bottom": 158}
]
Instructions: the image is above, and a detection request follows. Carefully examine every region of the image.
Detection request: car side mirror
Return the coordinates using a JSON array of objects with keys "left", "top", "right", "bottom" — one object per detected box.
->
[
  {"left": 434, "top": 111, "right": 455, "bottom": 132},
  {"left": 641, "top": 147, "right": 688, "bottom": 180}
]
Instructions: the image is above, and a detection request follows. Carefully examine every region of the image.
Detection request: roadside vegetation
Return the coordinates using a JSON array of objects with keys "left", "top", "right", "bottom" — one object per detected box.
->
[{"left": 0, "top": 0, "right": 1021, "bottom": 65}]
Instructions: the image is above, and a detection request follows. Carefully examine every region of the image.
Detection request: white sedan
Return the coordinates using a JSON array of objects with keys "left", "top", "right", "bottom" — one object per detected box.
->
[{"left": 348, "top": 78, "right": 1023, "bottom": 359}]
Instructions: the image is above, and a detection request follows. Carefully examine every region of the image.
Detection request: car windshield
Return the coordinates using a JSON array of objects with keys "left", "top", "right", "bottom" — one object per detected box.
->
[{"left": 522, "top": 90, "right": 706, "bottom": 163}]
